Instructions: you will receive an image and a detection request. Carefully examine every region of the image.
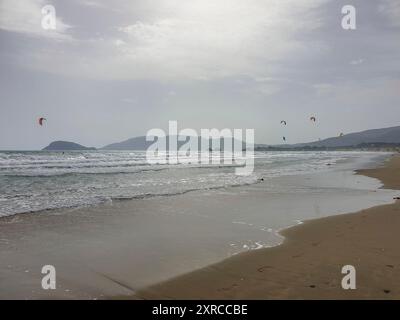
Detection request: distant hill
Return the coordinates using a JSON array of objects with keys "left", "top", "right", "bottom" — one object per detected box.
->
[
  {"left": 102, "top": 136, "right": 245, "bottom": 150},
  {"left": 102, "top": 136, "right": 152, "bottom": 150},
  {"left": 301, "top": 126, "right": 400, "bottom": 148},
  {"left": 257, "top": 126, "right": 400, "bottom": 150},
  {"left": 43, "top": 141, "right": 96, "bottom": 151},
  {"left": 46, "top": 126, "right": 400, "bottom": 152}
]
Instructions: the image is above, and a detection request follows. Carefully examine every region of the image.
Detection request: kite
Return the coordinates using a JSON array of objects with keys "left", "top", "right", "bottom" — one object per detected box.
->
[
  {"left": 38, "top": 117, "right": 46, "bottom": 126},
  {"left": 310, "top": 116, "right": 316, "bottom": 122},
  {"left": 280, "top": 120, "right": 287, "bottom": 125},
  {"left": 283, "top": 136, "right": 286, "bottom": 142}
]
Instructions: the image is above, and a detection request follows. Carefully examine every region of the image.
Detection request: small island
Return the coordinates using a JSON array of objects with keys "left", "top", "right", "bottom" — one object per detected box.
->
[{"left": 42, "top": 141, "right": 96, "bottom": 151}]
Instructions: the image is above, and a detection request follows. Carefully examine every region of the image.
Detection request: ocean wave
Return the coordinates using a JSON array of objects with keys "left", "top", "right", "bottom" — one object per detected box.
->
[
  {"left": 0, "top": 150, "right": 378, "bottom": 218},
  {"left": 0, "top": 177, "right": 261, "bottom": 218}
]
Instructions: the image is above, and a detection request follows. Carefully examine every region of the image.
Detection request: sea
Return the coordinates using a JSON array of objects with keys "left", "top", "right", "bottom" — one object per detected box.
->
[{"left": 0, "top": 150, "right": 390, "bottom": 218}]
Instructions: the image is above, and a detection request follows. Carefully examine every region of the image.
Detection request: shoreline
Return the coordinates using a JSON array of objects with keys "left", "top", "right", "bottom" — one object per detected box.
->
[
  {"left": 0, "top": 151, "right": 389, "bottom": 221},
  {"left": 134, "top": 154, "right": 400, "bottom": 299}
]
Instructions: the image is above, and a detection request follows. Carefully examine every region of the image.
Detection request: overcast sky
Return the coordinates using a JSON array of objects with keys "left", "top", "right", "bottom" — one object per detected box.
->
[{"left": 0, "top": 0, "right": 399, "bottom": 150}]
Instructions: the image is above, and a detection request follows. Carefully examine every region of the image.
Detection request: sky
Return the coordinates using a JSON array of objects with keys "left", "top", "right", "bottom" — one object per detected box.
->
[{"left": 0, "top": 0, "right": 399, "bottom": 150}]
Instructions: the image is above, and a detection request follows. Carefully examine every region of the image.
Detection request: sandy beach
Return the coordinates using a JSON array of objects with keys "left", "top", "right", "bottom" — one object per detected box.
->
[
  {"left": 0, "top": 152, "right": 398, "bottom": 299},
  {"left": 135, "top": 155, "right": 400, "bottom": 299}
]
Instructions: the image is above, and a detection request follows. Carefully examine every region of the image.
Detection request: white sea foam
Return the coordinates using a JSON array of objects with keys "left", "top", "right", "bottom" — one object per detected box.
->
[{"left": 0, "top": 150, "right": 389, "bottom": 217}]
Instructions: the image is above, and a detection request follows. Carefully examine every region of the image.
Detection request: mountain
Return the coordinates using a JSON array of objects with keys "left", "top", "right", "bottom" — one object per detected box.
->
[
  {"left": 43, "top": 141, "right": 96, "bottom": 151},
  {"left": 298, "top": 126, "right": 400, "bottom": 148},
  {"left": 102, "top": 136, "right": 246, "bottom": 150},
  {"left": 46, "top": 126, "right": 400, "bottom": 152},
  {"left": 257, "top": 126, "right": 400, "bottom": 150},
  {"left": 102, "top": 136, "right": 152, "bottom": 150}
]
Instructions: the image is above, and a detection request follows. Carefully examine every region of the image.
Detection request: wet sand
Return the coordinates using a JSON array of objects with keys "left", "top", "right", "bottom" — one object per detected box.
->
[{"left": 136, "top": 155, "right": 400, "bottom": 299}]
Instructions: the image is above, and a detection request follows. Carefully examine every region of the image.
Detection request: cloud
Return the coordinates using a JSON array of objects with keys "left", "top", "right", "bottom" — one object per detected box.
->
[
  {"left": 0, "top": 0, "right": 72, "bottom": 40},
  {"left": 109, "top": 0, "right": 327, "bottom": 80},
  {"left": 6, "top": 0, "right": 329, "bottom": 81}
]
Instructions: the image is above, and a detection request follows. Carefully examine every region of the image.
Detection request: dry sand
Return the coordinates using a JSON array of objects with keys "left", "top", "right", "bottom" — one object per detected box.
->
[{"left": 135, "top": 155, "right": 400, "bottom": 299}]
